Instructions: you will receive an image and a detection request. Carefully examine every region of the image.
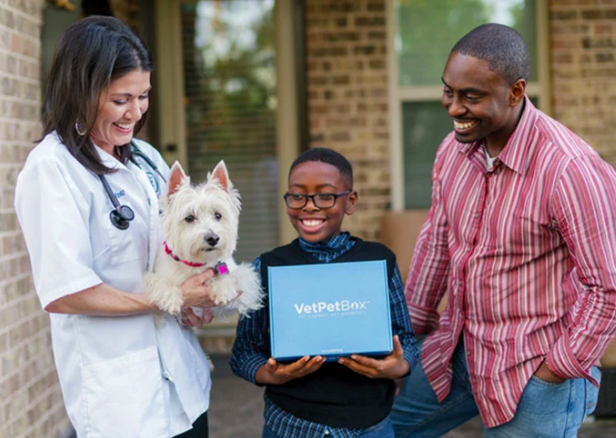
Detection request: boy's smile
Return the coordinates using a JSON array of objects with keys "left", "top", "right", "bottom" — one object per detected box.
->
[{"left": 286, "top": 161, "right": 357, "bottom": 244}]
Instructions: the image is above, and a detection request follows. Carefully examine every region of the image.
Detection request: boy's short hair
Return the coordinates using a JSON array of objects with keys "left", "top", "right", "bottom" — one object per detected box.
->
[
  {"left": 451, "top": 23, "right": 530, "bottom": 85},
  {"left": 289, "top": 148, "right": 353, "bottom": 188}
]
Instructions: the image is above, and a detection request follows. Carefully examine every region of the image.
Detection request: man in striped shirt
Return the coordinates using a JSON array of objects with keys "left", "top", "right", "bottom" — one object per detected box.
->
[{"left": 391, "top": 24, "right": 616, "bottom": 437}]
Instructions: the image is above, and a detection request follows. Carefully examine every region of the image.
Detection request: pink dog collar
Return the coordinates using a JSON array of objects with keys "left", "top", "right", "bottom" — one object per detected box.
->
[{"left": 163, "top": 242, "right": 206, "bottom": 268}]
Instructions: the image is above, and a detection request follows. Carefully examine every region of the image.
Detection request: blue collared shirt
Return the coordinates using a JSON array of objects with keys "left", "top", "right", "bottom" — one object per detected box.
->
[{"left": 230, "top": 232, "right": 418, "bottom": 438}]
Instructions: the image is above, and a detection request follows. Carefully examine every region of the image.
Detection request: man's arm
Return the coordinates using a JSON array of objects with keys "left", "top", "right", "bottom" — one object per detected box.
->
[
  {"left": 545, "top": 155, "right": 616, "bottom": 385},
  {"left": 406, "top": 144, "right": 452, "bottom": 335}
]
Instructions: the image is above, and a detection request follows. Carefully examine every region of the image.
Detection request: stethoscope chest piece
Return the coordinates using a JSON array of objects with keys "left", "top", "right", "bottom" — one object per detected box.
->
[
  {"left": 100, "top": 142, "right": 166, "bottom": 231},
  {"left": 109, "top": 205, "right": 135, "bottom": 230}
]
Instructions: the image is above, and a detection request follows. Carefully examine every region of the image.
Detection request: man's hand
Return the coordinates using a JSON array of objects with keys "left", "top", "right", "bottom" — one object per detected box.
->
[
  {"left": 255, "top": 356, "right": 326, "bottom": 385},
  {"left": 338, "top": 335, "right": 409, "bottom": 379},
  {"left": 394, "top": 378, "right": 404, "bottom": 396},
  {"left": 534, "top": 361, "right": 566, "bottom": 384}
]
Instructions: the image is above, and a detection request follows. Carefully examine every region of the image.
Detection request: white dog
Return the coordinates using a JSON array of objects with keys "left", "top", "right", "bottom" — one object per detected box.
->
[{"left": 145, "top": 160, "right": 262, "bottom": 320}]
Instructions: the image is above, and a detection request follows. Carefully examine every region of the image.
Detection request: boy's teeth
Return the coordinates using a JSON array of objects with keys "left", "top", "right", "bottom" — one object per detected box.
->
[
  {"left": 303, "top": 219, "right": 323, "bottom": 227},
  {"left": 454, "top": 120, "right": 477, "bottom": 130}
]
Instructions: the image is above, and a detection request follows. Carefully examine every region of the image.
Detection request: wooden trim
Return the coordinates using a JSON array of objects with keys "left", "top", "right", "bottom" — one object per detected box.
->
[
  {"left": 536, "top": 0, "right": 552, "bottom": 116},
  {"left": 386, "top": 0, "right": 404, "bottom": 212},
  {"left": 154, "top": 0, "right": 187, "bottom": 167},
  {"left": 394, "top": 83, "right": 543, "bottom": 102},
  {"left": 294, "top": 0, "right": 309, "bottom": 153},
  {"left": 276, "top": 0, "right": 301, "bottom": 245},
  {"left": 138, "top": 0, "right": 160, "bottom": 147}
]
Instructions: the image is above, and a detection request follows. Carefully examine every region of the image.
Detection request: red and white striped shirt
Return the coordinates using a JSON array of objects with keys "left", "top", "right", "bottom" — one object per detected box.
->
[{"left": 406, "top": 98, "right": 616, "bottom": 427}]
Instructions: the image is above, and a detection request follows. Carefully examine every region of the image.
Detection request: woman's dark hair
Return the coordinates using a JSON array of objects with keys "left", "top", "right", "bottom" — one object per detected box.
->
[{"left": 42, "top": 16, "right": 153, "bottom": 174}]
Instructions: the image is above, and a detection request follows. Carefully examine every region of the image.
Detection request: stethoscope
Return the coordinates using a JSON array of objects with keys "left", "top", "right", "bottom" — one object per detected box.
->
[{"left": 99, "top": 141, "right": 167, "bottom": 230}]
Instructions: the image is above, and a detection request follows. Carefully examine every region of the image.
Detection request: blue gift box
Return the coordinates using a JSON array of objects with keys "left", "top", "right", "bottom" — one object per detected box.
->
[{"left": 268, "top": 260, "right": 393, "bottom": 362}]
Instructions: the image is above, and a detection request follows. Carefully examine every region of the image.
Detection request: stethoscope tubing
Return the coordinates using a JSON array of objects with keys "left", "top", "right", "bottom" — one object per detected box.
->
[
  {"left": 101, "top": 141, "right": 165, "bottom": 230},
  {"left": 130, "top": 148, "right": 167, "bottom": 183}
]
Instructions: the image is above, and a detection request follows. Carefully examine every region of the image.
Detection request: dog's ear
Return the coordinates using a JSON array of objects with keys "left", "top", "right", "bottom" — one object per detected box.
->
[
  {"left": 167, "top": 161, "right": 188, "bottom": 197},
  {"left": 209, "top": 160, "right": 231, "bottom": 192}
]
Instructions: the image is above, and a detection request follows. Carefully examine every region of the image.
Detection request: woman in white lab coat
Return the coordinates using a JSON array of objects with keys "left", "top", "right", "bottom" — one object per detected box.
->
[{"left": 15, "top": 16, "right": 218, "bottom": 438}]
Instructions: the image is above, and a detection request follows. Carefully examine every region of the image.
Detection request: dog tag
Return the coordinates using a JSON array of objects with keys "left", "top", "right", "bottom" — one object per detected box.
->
[{"left": 215, "top": 261, "right": 230, "bottom": 276}]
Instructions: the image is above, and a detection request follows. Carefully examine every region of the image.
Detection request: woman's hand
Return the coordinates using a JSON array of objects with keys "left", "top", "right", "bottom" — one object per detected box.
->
[
  {"left": 256, "top": 356, "right": 326, "bottom": 385},
  {"left": 180, "top": 307, "right": 214, "bottom": 327},
  {"left": 338, "top": 335, "right": 409, "bottom": 379},
  {"left": 180, "top": 269, "right": 219, "bottom": 308},
  {"left": 180, "top": 270, "right": 243, "bottom": 309}
]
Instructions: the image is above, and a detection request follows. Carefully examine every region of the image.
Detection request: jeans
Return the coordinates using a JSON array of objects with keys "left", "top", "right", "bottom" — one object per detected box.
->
[
  {"left": 390, "top": 342, "right": 601, "bottom": 438},
  {"left": 261, "top": 415, "right": 395, "bottom": 438}
]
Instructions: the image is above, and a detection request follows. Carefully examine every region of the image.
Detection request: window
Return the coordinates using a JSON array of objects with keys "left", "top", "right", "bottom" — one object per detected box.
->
[
  {"left": 179, "top": 0, "right": 278, "bottom": 263},
  {"left": 387, "top": 0, "right": 550, "bottom": 210}
]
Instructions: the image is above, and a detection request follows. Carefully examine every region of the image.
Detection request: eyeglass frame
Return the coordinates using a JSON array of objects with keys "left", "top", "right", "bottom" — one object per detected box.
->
[{"left": 283, "top": 190, "right": 352, "bottom": 209}]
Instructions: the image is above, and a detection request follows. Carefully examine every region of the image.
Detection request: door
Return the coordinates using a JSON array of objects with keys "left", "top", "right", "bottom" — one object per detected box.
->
[{"left": 155, "top": 0, "right": 284, "bottom": 264}]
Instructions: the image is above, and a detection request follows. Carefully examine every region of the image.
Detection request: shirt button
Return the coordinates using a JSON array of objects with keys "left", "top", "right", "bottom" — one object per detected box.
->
[{"left": 324, "top": 431, "right": 331, "bottom": 436}]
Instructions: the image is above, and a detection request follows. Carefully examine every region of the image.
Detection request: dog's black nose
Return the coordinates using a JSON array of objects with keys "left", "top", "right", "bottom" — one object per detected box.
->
[{"left": 205, "top": 233, "right": 220, "bottom": 247}]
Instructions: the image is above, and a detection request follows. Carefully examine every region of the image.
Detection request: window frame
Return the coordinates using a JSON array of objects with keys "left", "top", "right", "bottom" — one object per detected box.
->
[{"left": 386, "top": 0, "right": 552, "bottom": 211}]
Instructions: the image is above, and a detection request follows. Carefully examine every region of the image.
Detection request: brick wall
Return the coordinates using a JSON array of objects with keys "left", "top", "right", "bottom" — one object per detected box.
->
[
  {"left": 550, "top": 0, "right": 616, "bottom": 168},
  {"left": 0, "top": 1, "right": 72, "bottom": 438},
  {"left": 305, "top": 0, "right": 389, "bottom": 241}
]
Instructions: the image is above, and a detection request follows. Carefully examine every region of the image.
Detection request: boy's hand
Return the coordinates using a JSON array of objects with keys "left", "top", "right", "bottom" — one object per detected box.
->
[
  {"left": 338, "top": 335, "right": 409, "bottom": 379},
  {"left": 255, "top": 355, "right": 326, "bottom": 385}
]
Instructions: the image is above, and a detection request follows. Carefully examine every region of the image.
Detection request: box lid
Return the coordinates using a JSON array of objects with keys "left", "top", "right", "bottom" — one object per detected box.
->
[{"left": 268, "top": 260, "right": 392, "bottom": 361}]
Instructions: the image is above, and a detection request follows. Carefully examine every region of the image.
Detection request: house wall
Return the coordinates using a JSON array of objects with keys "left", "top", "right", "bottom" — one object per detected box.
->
[
  {"left": 305, "top": 0, "right": 616, "bottom": 240},
  {"left": 305, "top": 0, "right": 390, "bottom": 241},
  {"left": 0, "top": 1, "right": 72, "bottom": 438},
  {"left": 551, "top": 0, "right": 616, "bottom": 168}
]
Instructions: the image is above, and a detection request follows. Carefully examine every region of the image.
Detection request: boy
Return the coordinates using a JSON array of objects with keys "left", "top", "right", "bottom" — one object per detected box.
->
[{"left": 230, "top": 148, "right": 418, "bottom": 438}]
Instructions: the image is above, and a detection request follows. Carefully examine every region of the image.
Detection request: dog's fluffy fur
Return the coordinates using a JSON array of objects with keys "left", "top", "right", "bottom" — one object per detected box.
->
[{"left": 144, "top": 160, "right": 262, "bottom": 319}]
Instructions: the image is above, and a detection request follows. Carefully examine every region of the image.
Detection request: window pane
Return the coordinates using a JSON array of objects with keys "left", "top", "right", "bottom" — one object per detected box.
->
[
  {"left": 396, "top": 0, "right": 537, "bottom": 87},
  {"left": 402, "top": 101, "right": 451, "bottom": 209},
  {"left": 403, "top": 97, "right": 539, "bottom": 209},
  {"left": 180, "top": 0, "right": 278, "bottom": 263}
]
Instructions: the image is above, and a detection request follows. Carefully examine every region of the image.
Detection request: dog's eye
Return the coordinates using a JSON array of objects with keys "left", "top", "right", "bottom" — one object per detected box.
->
[
  {"left": 184, "top": 215, "right": 195, "bottom": 223},
  {"left": 214, "top": 212, "right": 222, "bottom": 221}
]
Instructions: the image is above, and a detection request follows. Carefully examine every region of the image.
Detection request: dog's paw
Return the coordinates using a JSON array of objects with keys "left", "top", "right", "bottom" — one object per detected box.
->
[
  {"left": 144, "top": 273, "right": 185, "bottom": 315},
  {"left": 208, "top": 275, "right": 239, "bottom": 306},
  {"left": 227, "top": 263, "right": 263, "bottom": 316}
]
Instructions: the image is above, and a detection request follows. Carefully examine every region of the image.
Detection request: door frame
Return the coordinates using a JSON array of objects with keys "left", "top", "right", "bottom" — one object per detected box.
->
[{"left": 153, "top": 0, "right": 301, "bottom": 244}]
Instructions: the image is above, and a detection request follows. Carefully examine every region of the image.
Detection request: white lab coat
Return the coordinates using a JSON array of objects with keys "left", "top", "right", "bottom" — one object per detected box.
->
[{"left": 14, "top": 132, "right": 211, "bottom": 438}]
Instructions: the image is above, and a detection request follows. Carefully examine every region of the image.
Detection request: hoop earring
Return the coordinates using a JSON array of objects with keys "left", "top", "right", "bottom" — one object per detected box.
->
[{"left": 75, "top": 121, "right": 87, "bottom": 136}]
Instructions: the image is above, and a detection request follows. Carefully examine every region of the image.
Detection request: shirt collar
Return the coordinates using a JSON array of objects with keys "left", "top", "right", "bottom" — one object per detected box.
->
[
  {"left": 94, "top": 144, "right": 122, "bottom": 170},
  {"left": 458, "top": 96, "right": 539, "bottom": 175},
  {"left": 299, "top": 232, "right": 351, "bottom": 254}
]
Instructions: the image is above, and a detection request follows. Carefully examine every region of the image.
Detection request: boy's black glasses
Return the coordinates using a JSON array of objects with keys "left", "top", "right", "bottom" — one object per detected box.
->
[{"left": 283, "top": 191, "right": 352, "bottom": 209}]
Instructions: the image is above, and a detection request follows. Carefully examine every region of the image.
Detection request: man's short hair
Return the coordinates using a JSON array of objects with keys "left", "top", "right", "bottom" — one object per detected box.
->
[
  {"left": 289, "top": 148, "right": 353, "bottom": 188},
  {"left": 451, "top": 23, "right": 530, "bottom": 85}
]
